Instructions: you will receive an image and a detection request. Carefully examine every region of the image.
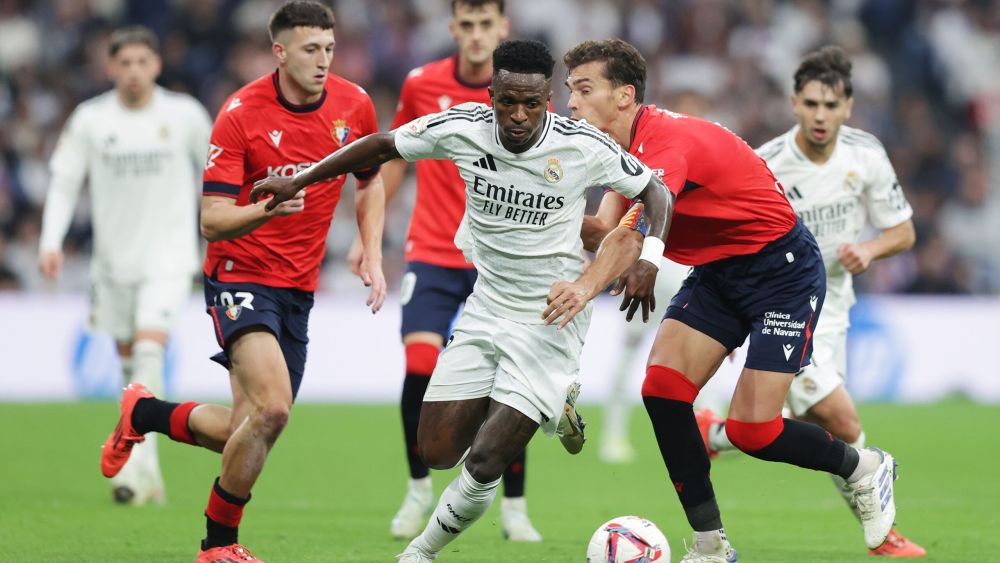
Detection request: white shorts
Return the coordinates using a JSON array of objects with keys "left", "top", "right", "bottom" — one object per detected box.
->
[
  {"left": 423, "top": 293, "right": 591, "bottom": 436},
  {"left": 90, "top": 275, "right": 192, "bottom": 342},
  {"left": 786, "top": 328, "right": 847, "bottom": 416}
]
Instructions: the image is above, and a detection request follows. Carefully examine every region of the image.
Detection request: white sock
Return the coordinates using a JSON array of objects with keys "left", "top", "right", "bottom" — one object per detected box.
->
[
  {"left": 708, "top": 422, "right": 734, "bottom": 452},
  {"left": 847, "top": 445, "right": 880, "bottom": 483},
  {"left": 131, "top": 340, "right": 165, "bottom": 396},
  {"left": 409, "top": 466, "right": 500, "bottom": 555},
  {"left": 830, "top": 431, "right": 865, "bottom": 518}
]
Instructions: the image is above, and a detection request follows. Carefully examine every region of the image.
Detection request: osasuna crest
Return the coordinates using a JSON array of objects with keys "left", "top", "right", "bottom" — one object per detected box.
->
[
  {"left": 544, "top": 157, "right": 563, "bottom": 183},
  {"left": 437, "top": 95, "right": 453, "bottom": 111},
  {"left": 331, "top": 119, "right": 350, "bottom": 146},
  {"left": 225, "top": 305, "right": 242, "bottom": 321}
]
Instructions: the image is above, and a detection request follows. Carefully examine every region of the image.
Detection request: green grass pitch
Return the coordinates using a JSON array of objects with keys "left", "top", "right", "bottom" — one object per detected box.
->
[{"left": 0, "top": 401, "right": 996, "bottom": 562}]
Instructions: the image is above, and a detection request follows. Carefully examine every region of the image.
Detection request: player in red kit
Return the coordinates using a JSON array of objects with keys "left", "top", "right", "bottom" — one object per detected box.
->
[
  {"left": 98, "top": 3, "right": 386, "bottom": 561},
  {"left": 344, "top": 0, "right": 540, "bottom": 541},
  {"left": 565, "top": 39, "right": 901, "bottom": 561}
]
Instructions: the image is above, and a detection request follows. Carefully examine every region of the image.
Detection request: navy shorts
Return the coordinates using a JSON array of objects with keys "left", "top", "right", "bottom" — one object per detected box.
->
[
  {"left": 204, "top": 275, "right": 314, "bottom": 399},
  {"left": 665, "top": 221, "right": 826, "bottom": 373},
  {"left": 399, "top": 261, "right": 477, "bottom": 339}
]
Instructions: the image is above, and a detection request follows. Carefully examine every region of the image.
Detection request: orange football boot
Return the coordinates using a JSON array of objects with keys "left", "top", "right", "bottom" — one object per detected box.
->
[
  {"left": 694, "top": 408, "right": 723, "bottom": 460},
  {"left": 869, "top": 528, "right": 926, "bottom": 557},
  {"left": 100, "top": 383, "right": 152, "bottom": 478},
  {"left": 196, "top": 543, "right": 262, "bottom": 562}
]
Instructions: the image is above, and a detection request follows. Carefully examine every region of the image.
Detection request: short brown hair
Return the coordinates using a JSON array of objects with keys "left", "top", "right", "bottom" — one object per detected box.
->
[
  {"left": 452, "top": 0, "right": 505, "bottom": 14},
  {"left": 268, "top": 1, "right": 336, "bottom": 42},
  {"left": 108, "top": 26, "right": 159, "bottom": 57},
  {"left": 563, "top": 39, "right": 647, "bottom": 103},
  {"left": 794, "top": 45, "right": 853, "bottom": 98}
]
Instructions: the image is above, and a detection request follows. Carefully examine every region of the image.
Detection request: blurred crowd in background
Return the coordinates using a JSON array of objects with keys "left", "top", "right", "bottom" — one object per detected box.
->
[{"left": 1, "top": 0, "right": 998, "bottom": 296}]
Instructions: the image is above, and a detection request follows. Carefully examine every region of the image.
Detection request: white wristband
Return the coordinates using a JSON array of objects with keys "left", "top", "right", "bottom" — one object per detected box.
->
[{"left": 639, "top": 236, "right": 665, "bottom": 268}]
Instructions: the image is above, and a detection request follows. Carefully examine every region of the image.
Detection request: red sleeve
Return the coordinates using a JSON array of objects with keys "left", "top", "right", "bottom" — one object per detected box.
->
[
  {"left": 640, "top": 144, "right": 687, "bottom": 197},
  {"left": 202, "top": 102, "right": 247, "bottom": 198},
  {"left": 390, "top": 74, "right": 417, "bottom": 130},
  {"left": 354, "top": 95, "right": 381, "bottom": 181}
]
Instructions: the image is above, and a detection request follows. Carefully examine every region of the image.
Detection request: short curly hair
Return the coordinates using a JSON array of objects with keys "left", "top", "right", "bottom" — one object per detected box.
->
[
  {"left": 794, "top": 45, "right": 853, "bottom": 98},
  {"left": 564, "top": 39, "right": 647, "bottom": 104},
  {"left": 492, "top": 40, "right": 554, "bottom": 79}
]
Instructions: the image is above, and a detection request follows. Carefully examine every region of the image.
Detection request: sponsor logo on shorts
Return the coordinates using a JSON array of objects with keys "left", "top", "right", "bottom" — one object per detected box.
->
[
  {"left": 810, "top": 295, "right": 819, "bottom": 311},
  {"left": 782, "top": 343, "right": 796, "bottom": 361}
]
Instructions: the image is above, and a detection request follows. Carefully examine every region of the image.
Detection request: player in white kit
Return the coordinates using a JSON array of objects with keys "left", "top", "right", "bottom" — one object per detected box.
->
[
  {"left": 38, "top": 26, "right": 212, "bottom": 505},
  {"left": 251, "top": 40, "right": 672, "bottom": 562},
  {"left": 701, "top": 46, "right": 925, "bottom": 557}
]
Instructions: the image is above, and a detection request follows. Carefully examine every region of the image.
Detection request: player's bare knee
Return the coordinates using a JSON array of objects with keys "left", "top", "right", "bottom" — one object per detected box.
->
[
  {"left": 419, "top": 442, "right": 463, "bottom": 470},
  {"left": 826, "top": 413, "right": 862, "bottom": 443},
  {"left": 253, "top": 402, "right": 290, "bottom": 439},
  {"left": 463, "top": 449, "right": 504, "bottom": 484}
]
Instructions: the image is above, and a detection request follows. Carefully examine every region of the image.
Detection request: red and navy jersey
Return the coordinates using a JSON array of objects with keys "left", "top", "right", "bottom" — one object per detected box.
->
[
  {"left": 625, "top": 105, "right": 796, "bottom": 265},
  {"left": 391, "top": 56, "right": 492, "bottom": 269},
  {"left": 202, "top": 71, "right": 379, "bottom": 291}
]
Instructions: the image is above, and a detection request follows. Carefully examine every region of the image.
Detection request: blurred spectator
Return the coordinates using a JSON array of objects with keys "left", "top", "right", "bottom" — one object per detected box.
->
[{"left": 0, "top": 0, "right": 995, "bottom": 296}]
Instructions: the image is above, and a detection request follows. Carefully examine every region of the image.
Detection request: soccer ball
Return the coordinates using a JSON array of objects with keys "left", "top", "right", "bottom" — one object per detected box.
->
[{"left": 586, "top": 515, "right": 670, "bottom": 563}]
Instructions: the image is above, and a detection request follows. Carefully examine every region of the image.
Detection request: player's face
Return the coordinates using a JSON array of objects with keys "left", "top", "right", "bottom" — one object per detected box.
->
[
  {"left": 450, "top": 3, "right": 509, "bottom": 67},
  {"left": 565, "top": 61, "right": 626, "bottom": 131},
  {"left": 489, "top": 70, "right": 551, "bottom": 153},
  {"left": 274, "top": 26, "right": 335, "bottom": 97},
  {"left": 792, "top": 80, "right": 854, "bottom": 149},
  {"left": 109, "top": 44, "right": 161, "bottom": 103}
]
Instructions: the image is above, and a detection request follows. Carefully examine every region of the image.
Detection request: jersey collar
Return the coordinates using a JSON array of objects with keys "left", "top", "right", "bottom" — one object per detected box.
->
[
  {"left": 628, "top": 105, "right": 648, "bottom": 153},
  {"left": 272, "top": 71, "right": 327, "bottom": 113},
  {"left": 451, "top": 55, "right": 492, "bottom": 90}
]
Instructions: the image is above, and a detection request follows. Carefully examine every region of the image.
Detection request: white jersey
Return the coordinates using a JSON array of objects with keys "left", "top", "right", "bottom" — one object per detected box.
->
[
  {"left": 395, "top": 102, "right": 654, "bottom": 324},
  {"left": 757, "top": 125, "right": 912, "bottom": 331},
  {"left": 41, "top": 87, "right": 212, "bottom": 281}
]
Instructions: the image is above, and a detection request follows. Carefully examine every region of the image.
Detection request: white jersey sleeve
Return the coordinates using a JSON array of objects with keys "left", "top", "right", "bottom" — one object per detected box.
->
[
  {"left": 394, "top": 102, "right": 489, "bottom": 162},
  {"left": 863, "top": 144, "right": 912, "bottom": 229},
  {"left": 40, "top": 107, "right": 90, "bottom": 253},
  {"left": 568, "top": 120, "right": 653, "bottom": 199}
]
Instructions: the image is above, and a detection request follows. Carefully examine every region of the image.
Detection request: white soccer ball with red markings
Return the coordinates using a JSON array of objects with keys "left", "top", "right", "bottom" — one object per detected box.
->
[{"left": 586, "top": 515, "right": 670, "bottom": 563}]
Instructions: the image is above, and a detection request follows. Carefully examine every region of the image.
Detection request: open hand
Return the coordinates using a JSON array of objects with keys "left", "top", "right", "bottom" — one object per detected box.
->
[
  {"left": 611, "top": 259, "right": 658, "bottom": 322},
  {"left": 543, "top": 280, "right": 594, "bottom": 329}
]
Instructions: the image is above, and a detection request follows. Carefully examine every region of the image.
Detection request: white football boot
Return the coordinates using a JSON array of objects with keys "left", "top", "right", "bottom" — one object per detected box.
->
[
  {"left": 391, "top": 477, "right": 434, "bottom": 540},
  {"left": 679, "top": 530, "right": 738, "bottom": 563},
  {"left": 846, "top": 447, "right": 898, "bottom": 549},
  {"left": 556, "top": 382, "right": 586, "bottom": 454},
  {"left": 500, "top": 497, "right": 542, "bottom": 542},
  {"left": 395, "top": 544, "right": 436, "bottom": 562}
]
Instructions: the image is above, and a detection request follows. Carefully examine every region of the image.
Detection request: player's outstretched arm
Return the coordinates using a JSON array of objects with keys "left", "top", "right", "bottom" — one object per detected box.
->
[
  {"left": 200, "top": 191, "right": 306, "bottom": 242},
  {"left": 251, "top": 132, "right": 401, "bottom": 211},
  {"left": 354, "top": 174, "right": 387, "bottom": 314}
]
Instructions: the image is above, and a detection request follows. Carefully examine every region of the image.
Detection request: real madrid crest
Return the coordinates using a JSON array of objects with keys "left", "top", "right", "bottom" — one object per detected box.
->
[
  {"left": 332, "top": 119, "right": 350, "bottom": 146},
  {"left": 843, "top": 170, "right": 861, "bottom": 193},
  {"left": 544, "top": 157, "right": 563, "bottom": 183}
]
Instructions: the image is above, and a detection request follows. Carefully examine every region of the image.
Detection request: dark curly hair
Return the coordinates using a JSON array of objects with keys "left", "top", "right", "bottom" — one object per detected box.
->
[
  {"left": 268, "top": 1, "right": 335, "bottom": 42},
  {"left": 564, "top": 39, "right": 648, "bottom": 104},
  {"left": 794, "top": 45, "right": 853, "bottom": 98},
  {"left": 492, "top": 40, "right": 554, "bottom": 79}
]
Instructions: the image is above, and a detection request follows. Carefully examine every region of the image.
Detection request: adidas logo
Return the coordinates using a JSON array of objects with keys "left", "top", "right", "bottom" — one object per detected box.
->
[
  {"left": 786, "top": 185, "right": 803, "bottom": 200},
  {"left": 472, "top": 153, "right": 498, "bottom": 171}
]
